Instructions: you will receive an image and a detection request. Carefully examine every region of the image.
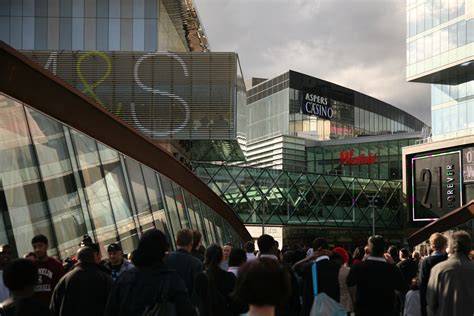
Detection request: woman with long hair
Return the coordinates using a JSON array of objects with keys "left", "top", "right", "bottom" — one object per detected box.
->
[{"left": 195, "top": 244, "right": 243, "bottom": 316}]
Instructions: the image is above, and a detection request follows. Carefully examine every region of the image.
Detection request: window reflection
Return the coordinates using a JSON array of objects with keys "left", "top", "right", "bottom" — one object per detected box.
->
[
  {"left": 71, "top": 131, "right": 117, "bottom": 248},
  {"left": 27, "top": 109, "right": 87, "bottom": 257},
  {"left": 0, "top": 95, "right": 55, "bottom": 257}
]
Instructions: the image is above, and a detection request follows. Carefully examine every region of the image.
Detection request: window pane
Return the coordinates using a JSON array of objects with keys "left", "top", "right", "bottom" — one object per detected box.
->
[
  {"left": 0, "top": 95, "right": 55, "bottom": 256},
  {"left": 125, "top": 158, "right": 154, "bottom": 231},
  {"left": 71, "top": 131, "right": 117, "bottom": 248},
  {"left": 142, "top": 166, "right": 171, "bottom": 237},
  {"left": 100, "top": 147, "right": 138, "bottom": 252},
  {"left": 26, "top": 108, "right": 87, "bottom": 257}
]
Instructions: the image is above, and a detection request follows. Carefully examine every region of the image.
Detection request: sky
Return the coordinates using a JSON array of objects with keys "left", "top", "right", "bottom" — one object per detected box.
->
[{"left": 193, "top": 0, "right": 431, "bottom": 125}]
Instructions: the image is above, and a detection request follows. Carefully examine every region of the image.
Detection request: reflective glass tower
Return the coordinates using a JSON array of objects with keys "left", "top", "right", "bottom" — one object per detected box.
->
[{"left": 407, "top": 0, "right": 474, "bottom": 140}]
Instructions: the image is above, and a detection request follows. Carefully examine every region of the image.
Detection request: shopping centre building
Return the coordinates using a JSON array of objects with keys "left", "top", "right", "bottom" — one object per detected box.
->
[
  {"left": 196, "top": 70, "right": 428, "bottom": 246},
  {"left": 403, "top": 0, "right": 474, "bottom": 234},
  {"left": 0, "top": 0, "right": 441, "bottom": 250}
]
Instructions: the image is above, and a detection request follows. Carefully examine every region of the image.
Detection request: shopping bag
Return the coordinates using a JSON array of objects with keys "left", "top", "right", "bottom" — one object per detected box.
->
[{"left": 309, "top": 261, "right": 346, "bottom": 316}]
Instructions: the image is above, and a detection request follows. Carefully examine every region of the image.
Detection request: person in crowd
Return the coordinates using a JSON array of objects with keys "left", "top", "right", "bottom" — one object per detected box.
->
[
  {"left": 245, "top": 241, "right": 257, "bottom": 262},
  {"left": 404, "top": 278, "right": 420, "bottom": 316},
  {"left": 419, "top": 233, "right": 448, "bottom": 316},
  {"left": 105, "top": 229, "right": 196, "bottom": 316},
  {"left": 233, "top": 258, "right": 290, "bottom": 316},
  {"left": 221, "top": 243, "right": 233, "bottom": 270},
  {"left": 258, "top": 234, "right": 301, "bottom": 316},
  {"left": 191, "top": 230, "right": 205, "bottom": 263},
  {"left": 0, "top": 245, "right": 13, "bottom": 302},
  {"left": 427, "top": 231, "right": 474, "bottom": 316},
  {"left": 293, "top": 237, "right": 340, "bottom": 316},
  {"left": 31, "top": 234, "right": 65, "bottom": 305},
  {"left": 332, "top": 247, "right": 354, "bottom": 314},
  {"left": 0, "top": 259, "right": 51, "bottom": 316},
  {"left": 397, "top": 248, "right": 418, "bottom": 309},
  {"left": 104, "top": 243, "right": 133, "bottom": 282},
  {"left": 352, "top": 246, "right": 365, "bottom": 266},
  {"left": 164, "top": 228, "right": 203, "bottom": 305},
  {"left": 228, "top": 248, "right": 247, "bottom": 276},
  {"left": 347, "top": 235, "right": 406, "bottom": 316},
  {"left": 469, "top": 249, "right": 474, "bottom": 261},
  {"left": 195, "top": 244, "right": 241, "bottom": 316},
  {"left": 50, "top": 246, "right": 112, "bottom": 316},
  {"left": 388, "top": 245, "right": 400, "bottom": 265},
  {"left": 23, "top": 252, "right": 36, "bottom": 261},
  {"left": 412, "top": 251, "right": 421, "bottom": 267}
]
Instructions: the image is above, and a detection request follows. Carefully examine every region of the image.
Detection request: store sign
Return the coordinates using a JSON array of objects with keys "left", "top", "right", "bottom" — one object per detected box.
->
[
  {"left": 462, "top": 147, "right": 474, "bottom": 183},
  {"left": 301, "top": 92, "right": 334, "bottom": 119},
  {"left": 340, "top": 151, "right": 377, "bottom": 165},
  {"left": 411, "top": 151, "right": 462, "bottom": 221}
]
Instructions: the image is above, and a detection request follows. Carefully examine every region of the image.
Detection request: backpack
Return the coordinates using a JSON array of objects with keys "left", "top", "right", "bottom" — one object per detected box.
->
[
  {"left": 141, "top": 275, "right": 176, "bottom": 316},
  {"left": 310, "top": 261, "right": 346, "bottom": 316}
]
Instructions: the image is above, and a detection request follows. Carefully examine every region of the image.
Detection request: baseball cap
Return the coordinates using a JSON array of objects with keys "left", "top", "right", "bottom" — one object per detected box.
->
[{"left": 107, "top": 243, "right": 122, "bottom": 252}]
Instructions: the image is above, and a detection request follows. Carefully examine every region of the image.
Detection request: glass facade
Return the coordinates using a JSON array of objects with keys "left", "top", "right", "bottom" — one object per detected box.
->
[
  {"left": 246, "top": 71, "right": 426, "bottom": 144},
  {"left": 406, "top": 0, "right": 473, "bottom": 80},
  {"left": 0, "top": 92, "right": 241, "bottom": 259},
  {"left": 307, "top": 138, "right": 418, "bottom": 180},
  {"left": 431, "top": 70, "right": 474, "bottom": 138},
  {"left": 406, "top": 0, "right": 474, "bottom": 140},
  {"left": 0, "top": 0, "right": 186, "bottom": 52},
  {"left": 194, "top": 164, "right": 403, "bottom": 229}
]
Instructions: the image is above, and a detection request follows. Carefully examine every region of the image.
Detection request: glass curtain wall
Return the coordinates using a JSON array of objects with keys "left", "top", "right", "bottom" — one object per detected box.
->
[
  {"left": 194, "top": 163, "right": 403, "bottom": 229},
  {"left": 306, "top": 139, "right": 418, "bottom": 179},
  {"left": 0, "top": 92, "right": 241, "bottom": 259}
]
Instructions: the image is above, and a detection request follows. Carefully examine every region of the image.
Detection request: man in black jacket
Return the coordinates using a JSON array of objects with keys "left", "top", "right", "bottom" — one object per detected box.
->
[
  {"left": 50, "top": 247, "right": 112, "bottom": 316},
  {"left": 293, "top": 237, "right": 340, "bottom": 316},
  {"left": 257, "top": 234, "right": 301, "bottom": 316},
  {"left": 347, "top": 235, "right": 406, "bottom": 316},
  {"left": 164, "top": 229, "right": 203, "bottom": 305},
  {"left": 419, "top": 233, "right": 448, "bottom": 316}
]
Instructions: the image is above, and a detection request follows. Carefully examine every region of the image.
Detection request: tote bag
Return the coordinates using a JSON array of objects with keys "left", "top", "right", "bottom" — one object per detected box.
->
[{"left": 309, "top": 261, "right": 346, "bottom": 316}]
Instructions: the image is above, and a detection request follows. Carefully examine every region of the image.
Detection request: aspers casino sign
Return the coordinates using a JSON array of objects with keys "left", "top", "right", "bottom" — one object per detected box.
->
[{"left": 302, "top": 92, "right": 334, "bottom": 120}]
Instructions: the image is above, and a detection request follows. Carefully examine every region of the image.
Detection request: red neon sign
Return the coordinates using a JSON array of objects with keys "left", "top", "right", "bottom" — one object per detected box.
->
[{"left": 340, "top": 151, "right": 377, "bottom": 165}]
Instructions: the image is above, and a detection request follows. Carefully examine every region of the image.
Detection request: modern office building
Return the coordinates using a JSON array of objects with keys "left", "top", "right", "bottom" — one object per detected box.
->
[
  {"left": 0, "top": 42, "right": 250, "bottom": 259},
  {"left": 403, "top": 0, "right": 474, "bottom": 232},
  {"left": 242, "top": 70, "right": 426, "bottom": 172}
]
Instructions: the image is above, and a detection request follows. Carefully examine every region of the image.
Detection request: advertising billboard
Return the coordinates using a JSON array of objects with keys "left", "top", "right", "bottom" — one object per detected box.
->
[{"left": 411, "top": 151, "right": 462, "bottom": 221}]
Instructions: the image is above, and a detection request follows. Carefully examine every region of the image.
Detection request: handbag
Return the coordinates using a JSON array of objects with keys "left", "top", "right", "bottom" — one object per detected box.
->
[
  {"left": 142, "top": 275, "right": 176, "bottom": 316},
  {"left": 310, "top": 261, "right": 346, "bottom": 316}
]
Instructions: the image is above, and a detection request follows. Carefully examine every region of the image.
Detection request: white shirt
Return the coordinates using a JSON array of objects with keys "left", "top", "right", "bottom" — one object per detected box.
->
[
  {"left": 259, "top": 254, "right": 279, "bottom": 261},
  {"left": 246, "top": 252, "right": 257, "bottom": 262},
  {"left": 228, "top": 266, "right": 239, "bottom": 276}
]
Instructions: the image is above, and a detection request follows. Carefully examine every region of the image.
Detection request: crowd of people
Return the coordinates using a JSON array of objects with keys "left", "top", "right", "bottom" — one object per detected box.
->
[{"left": 0, "top": 228, "right": 472, "bottom": 316}]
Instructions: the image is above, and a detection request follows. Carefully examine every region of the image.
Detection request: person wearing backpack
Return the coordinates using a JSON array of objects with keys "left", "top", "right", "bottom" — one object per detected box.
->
[
  {"left": 104, "top": 229, "right": 197, "bottom": 316},
  {"left": 293, "top": 238, "right": 341, "bottom": 316}
]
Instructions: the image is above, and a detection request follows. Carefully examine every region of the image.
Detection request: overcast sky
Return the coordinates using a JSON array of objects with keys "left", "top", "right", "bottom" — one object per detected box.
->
[{"left": 194, "top": 0, "right": 431, "bottom": 125}]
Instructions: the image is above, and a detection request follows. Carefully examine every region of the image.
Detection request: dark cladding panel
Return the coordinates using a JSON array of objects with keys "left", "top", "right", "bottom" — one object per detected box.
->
[
  {"left": 411, "top": 150, "right": 462, "bottom": 221},
  {"left": 21, "top": 50, "right": 242, "bottom": 140}
]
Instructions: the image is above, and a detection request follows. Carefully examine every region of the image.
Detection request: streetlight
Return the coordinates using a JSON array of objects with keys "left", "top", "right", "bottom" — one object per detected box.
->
[{"left": 368, "top": 195, "right": 379, "bottom": 237}]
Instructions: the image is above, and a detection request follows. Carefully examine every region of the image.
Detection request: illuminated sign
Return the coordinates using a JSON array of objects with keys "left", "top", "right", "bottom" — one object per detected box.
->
[
  {"left": 411, "top": 151, "right": 462, "bottom": 221},
  {"left": 340, "top": 151, "right": 377, "bottom": 165},
  {"left": 301, "top": 92, "right": 333, "bottom": 119}
]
